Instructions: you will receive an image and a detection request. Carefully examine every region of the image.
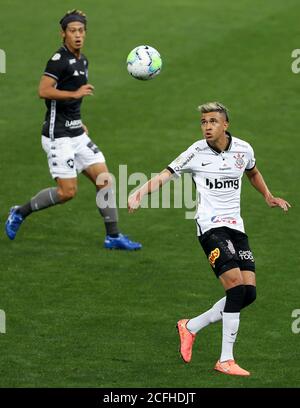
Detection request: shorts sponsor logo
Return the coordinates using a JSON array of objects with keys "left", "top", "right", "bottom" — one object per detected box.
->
[
  {"left": 209, "top": 248, "right": 220, "bottom": 268},
  {"left": 238, "top": 250, "right": 254, "bottom": 262},
  {"left": 206, "top": 178, "right": 240, "bottom": 190},
  {"left": 87, "top": 141, "right": 100, "bottom": 154},
  {"left": 211, "top": 215, "right": 237, "bottom": 225},
  {"left": 226, "top": 239, "right": 236, "bottom": 255}
]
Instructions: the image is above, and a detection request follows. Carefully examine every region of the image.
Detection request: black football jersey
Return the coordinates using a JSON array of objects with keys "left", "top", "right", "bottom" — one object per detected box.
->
[{"left": 42, "top": 45, "right": 88, "bottom": 139}]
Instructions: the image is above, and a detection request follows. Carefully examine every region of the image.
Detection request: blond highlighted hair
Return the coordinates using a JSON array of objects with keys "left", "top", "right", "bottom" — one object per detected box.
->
[{"left": 197, "top": 102, "right": 229, "bottom": 122}]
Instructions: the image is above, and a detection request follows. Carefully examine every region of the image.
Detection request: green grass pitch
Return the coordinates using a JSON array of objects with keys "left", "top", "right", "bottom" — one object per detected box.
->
[{"left": 0, "top": 0, "right": 299, "bottom": 387}]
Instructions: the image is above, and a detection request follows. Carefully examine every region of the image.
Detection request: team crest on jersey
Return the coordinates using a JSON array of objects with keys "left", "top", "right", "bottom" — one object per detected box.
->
[
  {"left": 234, "top": 153, "right": 245, "bottom": 169},
  {"left": 209, "top": 248, "right": 220, "bottom": 268},
  {"left": 51, "top": 53, "right": 61, "bottom": 61}
]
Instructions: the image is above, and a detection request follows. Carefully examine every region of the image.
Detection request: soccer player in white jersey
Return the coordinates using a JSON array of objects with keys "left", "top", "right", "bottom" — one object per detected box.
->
[
  {"left": 5, "top": 9, "right": 141, "bottom": 250},
  {"left": 128, "top": 102, "right": 291, "bottom": 376}
]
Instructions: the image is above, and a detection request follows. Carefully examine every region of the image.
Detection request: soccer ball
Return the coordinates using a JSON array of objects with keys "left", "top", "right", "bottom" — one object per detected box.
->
[{"left": 126, "top": 45, "right": 162, "bottom": 80}]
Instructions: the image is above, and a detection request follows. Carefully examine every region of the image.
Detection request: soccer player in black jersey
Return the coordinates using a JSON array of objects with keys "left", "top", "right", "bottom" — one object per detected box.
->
[{"left": 5, "top": 9, "right": 141, "bottom": 250}]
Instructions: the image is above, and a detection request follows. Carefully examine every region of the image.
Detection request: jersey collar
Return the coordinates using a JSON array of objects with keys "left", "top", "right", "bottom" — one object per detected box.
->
[
  {"left": 62, "top": 44, "right": 82, "bottom": 60},
  {"left": 206, "top": 131, "right": 232, "bottom": 155}
]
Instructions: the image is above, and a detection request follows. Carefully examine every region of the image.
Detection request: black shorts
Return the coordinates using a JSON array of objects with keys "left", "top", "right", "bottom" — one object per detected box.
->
[{"left": 198, "top": 226, "right": 255, "bottom": 278}]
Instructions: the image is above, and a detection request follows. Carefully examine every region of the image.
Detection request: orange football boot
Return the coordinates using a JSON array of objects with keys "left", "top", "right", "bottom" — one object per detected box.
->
[
  {"left": 214, "top": 359, "right": 250, "bottom": 376},
  {"left": 176, "top": 319, "right": 196, "bottom": 363}
]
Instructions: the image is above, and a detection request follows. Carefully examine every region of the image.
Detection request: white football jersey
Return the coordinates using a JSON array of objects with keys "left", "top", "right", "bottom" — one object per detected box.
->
[{"left": 167, "top": 133, "right": 256, "bottom": 235}]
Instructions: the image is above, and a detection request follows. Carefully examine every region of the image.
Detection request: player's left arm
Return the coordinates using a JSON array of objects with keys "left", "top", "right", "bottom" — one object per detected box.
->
[{"left": 245, "top": 166, "right": 291, "bottom": 212}]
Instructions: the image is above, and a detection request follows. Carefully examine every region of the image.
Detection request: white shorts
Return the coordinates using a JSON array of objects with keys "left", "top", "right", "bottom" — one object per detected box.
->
[{"left": 41, "top": 133, "right": 105, "bottom": 179}]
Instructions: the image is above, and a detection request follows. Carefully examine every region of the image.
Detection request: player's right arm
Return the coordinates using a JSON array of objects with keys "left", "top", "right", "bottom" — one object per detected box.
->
[
  {"left": 128, "top": 143, "right": 196, "bottom": 213},
  {"left": 38, "top": 75, "right": 94, "bottom": 100},
  {"left": 128, "top": 169, "right": 173, "bottom": 213}
]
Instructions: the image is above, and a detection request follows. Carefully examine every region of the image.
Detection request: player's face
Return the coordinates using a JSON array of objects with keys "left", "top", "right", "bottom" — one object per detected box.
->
[
  {"left": 200, "top": 112, "right": 228, "bottom": 143},
  {"left": 62, "top": 22, "right": 86, "bottom": 52}
]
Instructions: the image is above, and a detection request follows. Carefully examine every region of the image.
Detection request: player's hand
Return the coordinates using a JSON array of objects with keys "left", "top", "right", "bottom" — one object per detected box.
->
[
  {"left": 82, "top": 123, "right": 89, "bottom": 135},
  {"left": 265, "top": 195, "right": 291, "bottom": 212},
  {"left": 74, "top": 84, "right": 94, "bottom": 99},
  {"left": 128, "top": 191, "right": 142, "bottom": 213}
]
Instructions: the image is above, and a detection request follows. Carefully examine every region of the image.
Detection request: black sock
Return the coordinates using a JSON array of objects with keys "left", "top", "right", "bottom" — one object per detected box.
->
[
  {"left": 242, "top": 285, "right": 256, "bottom": 308},
  {"left": 224, "top": 285, "right": 246, "bottom": 313}
]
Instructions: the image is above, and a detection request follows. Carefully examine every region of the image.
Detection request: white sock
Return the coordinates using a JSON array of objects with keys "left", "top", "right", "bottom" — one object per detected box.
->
[
  {"left": 220, "top": 312, "right": 240, "bottom": 362},
  {"left": 186, "top": 297, "right": 226, "bottom": 334}
]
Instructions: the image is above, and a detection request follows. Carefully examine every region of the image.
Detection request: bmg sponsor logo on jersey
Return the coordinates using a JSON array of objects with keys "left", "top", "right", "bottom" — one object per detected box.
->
[
  {"left": 206, "top": 178, "right": 240, "bottom": 190},
  {"left": 0, "top": 49, "right": 6, "bottom": 73}
]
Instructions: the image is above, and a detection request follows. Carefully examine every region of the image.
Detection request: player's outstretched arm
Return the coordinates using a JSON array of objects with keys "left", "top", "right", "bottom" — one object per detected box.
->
[
  {"left": 128, "top": 169, "right": 173, "bottom": 213},
  {"left": 246, "top": 166, "right": 291, "bottom": 212},
  {"left": 38, "top": 75, "right": 94, "bottom": 100}
]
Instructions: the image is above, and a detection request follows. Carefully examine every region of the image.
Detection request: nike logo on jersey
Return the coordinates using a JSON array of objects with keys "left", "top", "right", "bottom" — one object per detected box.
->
[{"left": 201, "top": 162, "right": 211, "bottom": 166}]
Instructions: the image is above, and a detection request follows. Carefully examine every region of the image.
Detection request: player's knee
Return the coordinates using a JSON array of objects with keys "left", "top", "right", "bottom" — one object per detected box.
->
[
  {"left": 57, "top": 185, "right": 77, "bottom": 202},
  {"left": 224, "top": 284, "right": 246, "bottom": 313},
  {"left": 226, "top": 275, "right": 243, "bottom": 287},
  {"left": 242, "top": 285, "right": 256, "bottom": 308}
]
